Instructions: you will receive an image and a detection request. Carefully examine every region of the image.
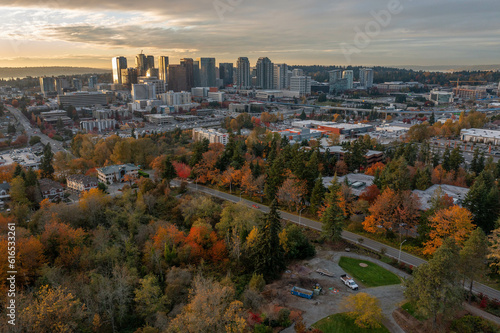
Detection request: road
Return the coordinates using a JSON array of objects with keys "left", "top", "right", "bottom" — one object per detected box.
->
[
  {"left": 5, "top": 105, "right": 68, "bottom": 153},
  {"left": 177, "top": 181, "right": 500, "bottom": 301}
]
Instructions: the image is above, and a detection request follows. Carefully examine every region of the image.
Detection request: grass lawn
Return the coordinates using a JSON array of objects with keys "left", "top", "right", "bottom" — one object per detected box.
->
[
  {"left": 339, "top": 257, "right": 401, "bottom": 287},
  {"left": 401, "top": 302, "right": 427, "bottom": 321},
  {"left": 312, "top": 313, "right": 390, "bottom": 333}
]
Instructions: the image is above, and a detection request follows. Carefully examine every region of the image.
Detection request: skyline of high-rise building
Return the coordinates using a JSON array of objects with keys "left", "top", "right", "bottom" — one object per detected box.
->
[
  {"left": 219, "top": 63, "right": 234, "bottom": 87},
  {"left": 135, "top": 53, "right": 147, "bottom": 76},
  {"left": 342, "top": 70, "right": 354, "bottom": 90},
  {"left": 159, "top": 56, "right": 169, "bottom": 82},
  {"left": 274, "top": 63, "right": 288, "bottom": 90},
  {"left": 359, "top": 68, "right": 374, "bottom": 88},
  {"left": 112, "top": 56, "right": 128, "bottom": 85},
  {"left": 256, "top": 57, "right": 274, "bottom": 90},
  {"left": 236, "top": 57, "right": 250, "bottom": 89},
  {"left": 199, "top": 58, "right": 216, "bottom": 87}
]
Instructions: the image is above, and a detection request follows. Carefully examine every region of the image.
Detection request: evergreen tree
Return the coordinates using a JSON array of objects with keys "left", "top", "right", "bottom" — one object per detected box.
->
[
  {"left": 430, "top": 112, "right": 436, "bottom": 125},
  {"left": 24, "top": 168, "right": 38, "bottom": 187},
  {"left": 189, "top": 139, "right": 210, "bottom": 167},
  {"left": 404, "top": 238, "right": 463, "bottom": 328},
  {"left": 321, "top": 179, "right": 345, "bottom": 242},
  {"left": 264, "top": 155, "right": 286, "bottom": 201},
  {"left": 414, "top": 167, "right": 432, "bottom": 191},
  {"left": 442, "top": 146, "right": 451, "bottom": 171},
  {"left": 310, "top": 176, "right": 326, "bottom": 215},
  {"left": 342, "top": 139, "right": 369, "bottom": 172},
  {"left": 432, "top": 150, "right": 440, "bottom": 168},
  {"left": 449, "top": 147, "right": 464, "bottom": 173},
  {"left": 253, "top": 200, "right": 285, "bottom": 281},
  {"left": 471, "top": 148, "right": 480, "bottom": 173},
  {"left": 299, "top": 110, "right": 307, "bottom": 120},
  {"left": 40, "top": 143, "right": 54, "bottom": 179},
  {"left": 459, "top": 228, "right": 488, "bottom": 299},
  {"left": 162, "top": 156, "right": 177, "bottom": 186},
  {"left": 13, "top": 164, "right": 23, "bottom": 178},
  {"left": 463, "top": 171, "right": 500, "bottom": 233}
]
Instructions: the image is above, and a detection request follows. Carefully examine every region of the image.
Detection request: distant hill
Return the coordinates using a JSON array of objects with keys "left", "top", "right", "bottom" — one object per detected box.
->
[
  {"left": 0, "top": 67, "right": 111, "bottom": 79},
  {"left": 400, "top": 65, "right": 500, "bottom": 72}
]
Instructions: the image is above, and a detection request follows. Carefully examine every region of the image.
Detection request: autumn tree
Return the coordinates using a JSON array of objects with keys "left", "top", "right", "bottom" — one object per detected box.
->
[
  {"left": 363, "top": 188, "right": 421, "bottom": 235},
  {"left": 78, "top": 188, "right": 110, "bottom": 227},
  {"left": 277, "top": 173, "right": 308, "bottom": 212},
  {"left": 341, "top": 293, "right": 383, "bottom": 329},
  {"left": 487, "top": 227, "right": 500, "bottom": 274},
  {"left": 424, "top": 206, "right": 475, "bottom": 255},
  {"left": 169, "top": 276, "right": 248, "bottom": 333},
  {"left": 405, "top": 238, "right": 463, "bottom": 328},
  {"left": 134, "top": 274, "right": 167, "bottom": 324},
  {"left": 19, "top": 285, "right": 87, "bottom": 332}
]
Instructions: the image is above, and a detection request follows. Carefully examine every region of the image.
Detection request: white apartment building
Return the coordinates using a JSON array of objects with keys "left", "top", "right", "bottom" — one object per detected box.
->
[
  {"left": 290, "top": 76, "right": 312, "bottom": 96},
  {"left": 132, "top": 84, "right": 156, "bottom": 100},
  {"left": 192, "top": 128, "right": 229, "bottom": 146},
  {"left": 97, "top": 164, "right": 139, "bottom": 184},
  {"left": 342, "top": 70, "right": 354, "bottom": 89},
  {"left": 160, "top": 91, "right": 192, "bottom": 105},
  {"left": 80, "top": 119, "right": 117, "bottom": 133}
]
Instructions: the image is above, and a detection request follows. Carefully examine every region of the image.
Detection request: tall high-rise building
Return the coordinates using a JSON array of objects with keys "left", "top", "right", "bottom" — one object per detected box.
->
[
  {"left": 136, "top": 53, "right": 148, "bottom": 76},
  {"left": 193, "top": 60, "right": 201, "bottom": 87},
  {"left": 292, "top": 68, "right": 304, "bottom": 77},
  {"left": 342, "top": 70, "right": 354, "bottom": 89},
  {"left": 236, "top": 57, "right": 250, "bottom": 89},
  {"left": 199, "top": 58, "right": 216, "bottom": 87},
  {"left": 256, "top": 57, "right": 274, "bottom": 90},
  {"left": 39, "top": 77, "right": 56, "bottom": 96},
  {"left": 290, "top": 76, "right": 311, "bottom": 96},
  {"left": 88, "top": 76, "right": 98, "bottom": 89},
  {"left": 72, "top": 78, "right": 83, "bottom": 91},
  {"left": 359, "top": 68, "right": 374, "bottom": 88},
  {"left": 121, "top": 68, "right": 138, "bottom": 88},
  {"left": 168, "top": 65, "right": 188, "bottom": 92},
  {"left": 273, "top": 63, "right": 288, "bottom": 90},
  {"left": 219, "top": 63, "right": 234, "bottom": 87},
  {"left": 112, "top": 56, "right": 128, "bottom": 84},
  {"left": 159, "top": 56, "right": 169, "bottom": 82},
  {"left": 329, "top": 69, "right": 348, "bottom": 94},
  {"left": 180, "top": 58, "right": 195, "bottom": 91},
  {"left": 146, "top": 55, "right": 155, "bottom": 71}
]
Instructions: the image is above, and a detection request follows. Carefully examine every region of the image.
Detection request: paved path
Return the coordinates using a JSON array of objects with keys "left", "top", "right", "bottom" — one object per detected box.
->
[
  {"left": 463, "top": 303, "right": 500, "bottom": 326},
  {"left": 178, "top": 181, "right": 500, "bottom": 302}
]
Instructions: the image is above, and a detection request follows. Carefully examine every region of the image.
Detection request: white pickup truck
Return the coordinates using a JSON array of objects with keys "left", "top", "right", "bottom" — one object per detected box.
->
[{"left": 340, "top": 274, "right": 359, "bottom": 290}]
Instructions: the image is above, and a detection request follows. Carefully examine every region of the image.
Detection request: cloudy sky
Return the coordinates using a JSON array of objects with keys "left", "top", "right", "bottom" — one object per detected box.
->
[{"left": 0, "top": 0, "right": 499, "bottom": 68}]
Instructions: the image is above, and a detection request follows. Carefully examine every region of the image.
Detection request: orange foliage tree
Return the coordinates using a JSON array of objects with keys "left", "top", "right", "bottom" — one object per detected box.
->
[
  {"left": 363, "top": 188, "right": 421, "bottom": 235},
  {"left": 365, "top": 162, "right": 385, "bottom": 176},
  {"left": 359, "top": 185, "right": 380, "bottom": 204},
  {"left": 277, "top": 173, "right": 308, "bottom": 212},
  {"left": 423, "top": 206, "right": 475, "bottom": 255}
]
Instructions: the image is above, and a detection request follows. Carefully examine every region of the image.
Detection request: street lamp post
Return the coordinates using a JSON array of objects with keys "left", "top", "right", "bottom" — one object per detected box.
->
[{"left": 398, "top": 239, "right": 407, "bottom": 263}]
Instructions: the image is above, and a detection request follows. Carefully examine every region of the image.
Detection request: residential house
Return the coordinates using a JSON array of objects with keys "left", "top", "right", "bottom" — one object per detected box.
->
[
  {"left": 67, "top": 175, "right": 98, "bottom": 193},
  {"left": 39, "top": 178, "right": 64, "bottom": 202},
  {"left": 97, "top": 164, "right": 139, "bottom": 184}
]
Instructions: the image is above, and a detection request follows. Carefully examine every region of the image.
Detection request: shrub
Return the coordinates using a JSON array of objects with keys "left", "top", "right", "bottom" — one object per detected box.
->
[
  {"left": 480, "top": 297, "right": 488, "bottom": 309},
  {"left": 451, "top": 315, "right": 497, "bottom": 333},
  {"left": 277, "top": 308, "right": 291, "bottom": 327},
  {"left": 249, "top": 273, "right": 266, "bottom": 292}
]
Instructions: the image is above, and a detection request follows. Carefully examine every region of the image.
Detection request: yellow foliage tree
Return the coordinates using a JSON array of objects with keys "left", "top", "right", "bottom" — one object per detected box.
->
[
  {"left": 341, "top": 292, "right": 383, "bottom": 329},
  {"left": 424, "top": 206, "right": 475, "bottom": 255}
]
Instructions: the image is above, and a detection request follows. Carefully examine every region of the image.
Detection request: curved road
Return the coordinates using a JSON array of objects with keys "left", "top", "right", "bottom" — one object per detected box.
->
[{"left": 180, "top": 181, "right": 500, "bottom": 301}]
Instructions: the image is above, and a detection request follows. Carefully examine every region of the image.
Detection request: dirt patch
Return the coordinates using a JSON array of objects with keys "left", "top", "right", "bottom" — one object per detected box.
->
[
  {"left": 393, "top": 308, "right": 427, "bottom": 333},
  {"left": 359, "top": 263, "right": 368, "bottom": 268}
]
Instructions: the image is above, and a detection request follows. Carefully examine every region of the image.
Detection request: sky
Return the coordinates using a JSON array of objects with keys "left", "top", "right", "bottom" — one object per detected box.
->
[{"left": 0, "top": 0, "right": 499, "bottom": 69}]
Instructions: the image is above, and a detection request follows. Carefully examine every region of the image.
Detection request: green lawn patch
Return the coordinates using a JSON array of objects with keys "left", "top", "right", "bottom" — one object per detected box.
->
[
  {"left": 312, "top": 313, "right": 390, "bottom": 333},
  {"left": 401, "top": 302, "right": 427, "bottom": 321},
  {"left": 339, "top": 257, "right": 401, "bottom": 287}
]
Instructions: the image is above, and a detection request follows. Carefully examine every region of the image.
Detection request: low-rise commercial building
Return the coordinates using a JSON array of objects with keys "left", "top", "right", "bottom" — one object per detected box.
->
[
  {"left": 58, "top": 92, "right": 108, "bottom": 108},
  {"left": 97, "top": 164, "right": 139, "bottom": 184},
  {"left": 461, "top": 128, "right": 500, "bottom": 145},
  {"left": 80, "top": 119, "right": 117, "bottom": 133}
]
